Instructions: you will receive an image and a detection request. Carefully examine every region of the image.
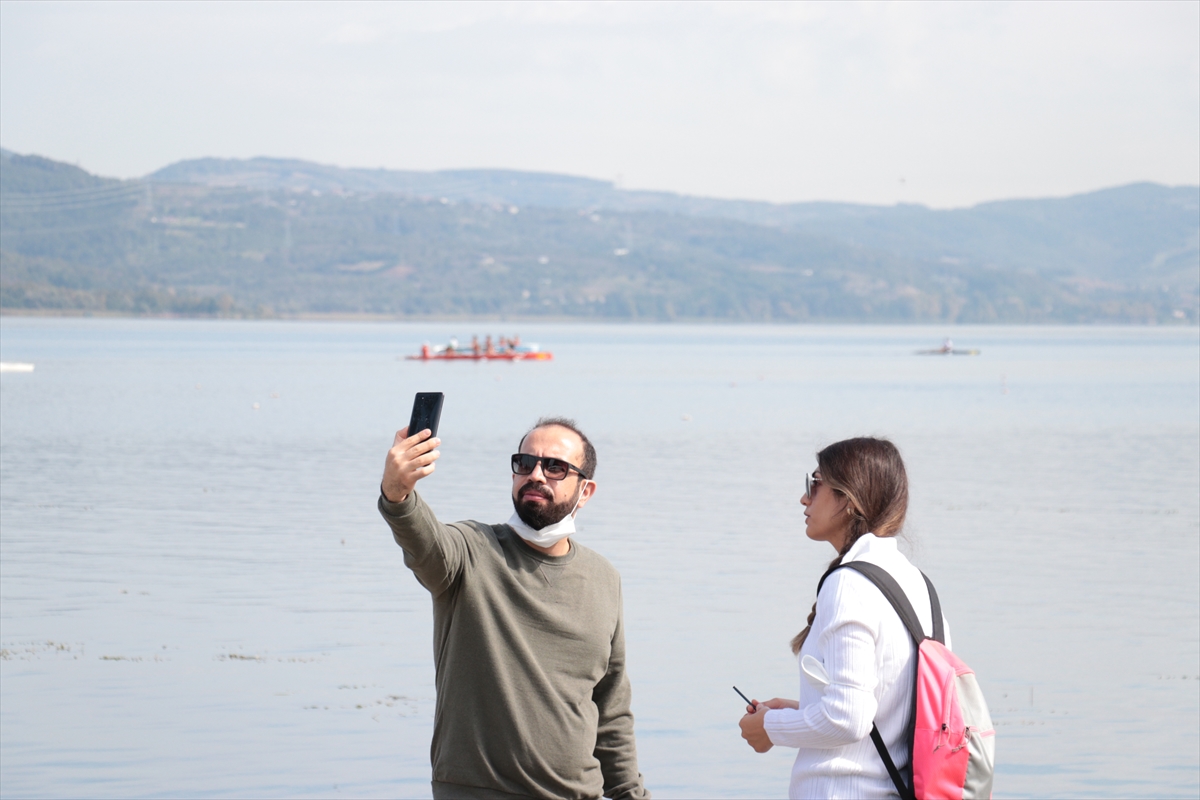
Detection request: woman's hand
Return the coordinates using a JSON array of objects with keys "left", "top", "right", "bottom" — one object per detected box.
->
[{"left": 739, "top": 698, "right": 797, "bottom": 753}]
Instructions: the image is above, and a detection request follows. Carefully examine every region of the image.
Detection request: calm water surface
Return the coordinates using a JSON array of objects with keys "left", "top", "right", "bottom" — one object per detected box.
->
[{"left": 1, "top": 319, "right": 1197, "bottom": 798}]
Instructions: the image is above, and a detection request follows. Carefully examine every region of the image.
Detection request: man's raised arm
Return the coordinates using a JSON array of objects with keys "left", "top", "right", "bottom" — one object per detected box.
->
[{"left": 378, "top": 426, "right": 466, "bottom": 596}]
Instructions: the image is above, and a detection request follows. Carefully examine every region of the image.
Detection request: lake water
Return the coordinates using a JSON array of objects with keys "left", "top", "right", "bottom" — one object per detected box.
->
[{"left": 1, "top": 318, "right": 1197, "bottom": 799}]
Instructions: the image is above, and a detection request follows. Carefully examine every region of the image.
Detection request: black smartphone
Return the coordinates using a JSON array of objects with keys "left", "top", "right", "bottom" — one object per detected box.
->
[{"left": 408, "top": 392, "right": 444, "bottom": 438}]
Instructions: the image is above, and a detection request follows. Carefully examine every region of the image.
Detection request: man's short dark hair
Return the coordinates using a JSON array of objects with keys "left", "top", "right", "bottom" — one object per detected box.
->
[{"left": 519, "top": 416, "right": 597, "bottom": 479}]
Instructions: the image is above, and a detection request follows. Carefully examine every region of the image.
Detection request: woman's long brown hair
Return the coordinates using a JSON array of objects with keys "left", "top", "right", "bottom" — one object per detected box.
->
[{"left": 790, "top": 437, "right": 909, "bottom": 655}]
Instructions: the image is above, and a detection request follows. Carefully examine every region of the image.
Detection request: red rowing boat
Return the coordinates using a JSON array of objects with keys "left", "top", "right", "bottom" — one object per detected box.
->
[
  {"left": 407, "top": 347, "right": 552, "bottom": 361},
  {"left": 406, "top": 336, "right": 553, "bottom": 361}
]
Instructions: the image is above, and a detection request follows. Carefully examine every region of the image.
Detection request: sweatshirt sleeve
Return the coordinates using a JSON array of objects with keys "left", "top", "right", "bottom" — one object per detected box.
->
[
  {"left": 763, "top": 573, "right": 881, "bottom": 749},
  {"left": 378, "top": 489, "right": 470, "bottom": 597},
  {"left": 592, "top": 586, "right": 650, "bottom": 800}
]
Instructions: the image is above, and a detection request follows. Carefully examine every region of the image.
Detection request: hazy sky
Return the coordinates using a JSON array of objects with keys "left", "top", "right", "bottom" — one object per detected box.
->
[{"left": 1, "top": 0, "right": 1197, "bottom": 207}]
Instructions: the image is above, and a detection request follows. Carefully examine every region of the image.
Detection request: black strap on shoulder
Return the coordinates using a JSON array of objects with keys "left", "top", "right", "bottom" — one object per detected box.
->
[
  {"left": 871, "top": 723, "right": 916, "bottom": 800},
  {"left": 838, "top": 561, "right": 926, "bottom": 644},
  {"left": 923, "top": 571, "right": 944, "bottom": 644},
  {"left": 814, "top": 560, "right": 842, "bottom": 596},
  {"left": 828, "top": 560, "right": 945, "bottom": 646},
  {"left": 816, "top": 559, "right": 945, "bottom": 800}
]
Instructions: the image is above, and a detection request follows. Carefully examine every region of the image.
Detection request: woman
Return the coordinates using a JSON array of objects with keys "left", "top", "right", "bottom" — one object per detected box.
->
[{"left": 738, "top": 437, "right": 950, "bottom": 799}]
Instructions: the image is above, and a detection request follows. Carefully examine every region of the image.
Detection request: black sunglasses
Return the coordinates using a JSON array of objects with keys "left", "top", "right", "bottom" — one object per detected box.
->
[
  {"left": 805, "top": 473, "right": 823, "bottom": 498},
  {"left": 511, "top": 453, "right": 590, "bottom": 481}
]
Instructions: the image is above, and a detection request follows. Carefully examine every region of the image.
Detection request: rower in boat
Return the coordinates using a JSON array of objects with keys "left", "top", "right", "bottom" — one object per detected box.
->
[
  {"left": 916, "top": 337, "right": 981, "bottom": 356},
  {"left": 406, "top": 335, "right": 553, "bottom": 361}
]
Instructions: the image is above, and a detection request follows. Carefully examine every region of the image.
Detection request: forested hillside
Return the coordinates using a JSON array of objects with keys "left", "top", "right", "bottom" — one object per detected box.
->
[{"left": 2, "top": 149, "right": 1196, "bottom": 322}]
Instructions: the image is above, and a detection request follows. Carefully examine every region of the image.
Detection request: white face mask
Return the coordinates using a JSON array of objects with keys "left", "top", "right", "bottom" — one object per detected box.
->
[{"left": 507, "top": 483, "right": 586, "bottom": 549}]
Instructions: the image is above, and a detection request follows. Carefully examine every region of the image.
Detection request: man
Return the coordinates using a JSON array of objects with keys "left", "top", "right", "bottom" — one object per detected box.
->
[{"left": 379, "top": 416, "right": 650, "bottom": 800}]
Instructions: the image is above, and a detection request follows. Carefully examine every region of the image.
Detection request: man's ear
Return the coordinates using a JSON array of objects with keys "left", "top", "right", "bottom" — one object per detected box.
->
[{"left": 576, "top": 480, "right": 597, "bottom": 510}]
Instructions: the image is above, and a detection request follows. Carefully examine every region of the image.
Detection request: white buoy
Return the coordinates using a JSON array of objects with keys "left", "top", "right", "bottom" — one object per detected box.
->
[{"left": 0, "top": 362, "right": 35, "bottom": 373}]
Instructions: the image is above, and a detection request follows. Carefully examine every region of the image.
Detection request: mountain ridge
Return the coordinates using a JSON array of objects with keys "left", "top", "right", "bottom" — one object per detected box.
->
[
  {"left": 146, "top": 155, "right": 1199, "bottom": 285},
  {"left": 2, "top": 149, "right": 1196, "bottom": 323}
]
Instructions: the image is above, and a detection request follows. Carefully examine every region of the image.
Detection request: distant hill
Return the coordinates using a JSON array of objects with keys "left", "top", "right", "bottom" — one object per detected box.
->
[
  {"left": 1, "top": 148, "right": 120, "bottom": 193},
  {"left": 2, "top": 149, "right": 1196, "bottom": 322},
  {"left": 150, "top": 156, "right": 1200, "bottom": 288}
]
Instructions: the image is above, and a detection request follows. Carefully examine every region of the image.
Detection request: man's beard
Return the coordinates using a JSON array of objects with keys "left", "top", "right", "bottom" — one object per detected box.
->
[{"left": 512, "top": 482, "right": 581, "bottom": 530}]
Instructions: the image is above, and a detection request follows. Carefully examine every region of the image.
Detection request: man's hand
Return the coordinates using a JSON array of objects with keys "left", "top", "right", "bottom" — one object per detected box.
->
[
  {"left": 739, "top": 697, "right": 797, "bottom": 753},
  {"left": 382, "top": 426, "right": 441, "bottom": 504}
]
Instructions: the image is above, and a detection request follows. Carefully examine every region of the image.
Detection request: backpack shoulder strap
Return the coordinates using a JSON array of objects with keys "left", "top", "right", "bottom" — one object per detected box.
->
[
  {"left": 815, "top": 560, "right": 938, "bottom": 800},
  {"left": 836, "top": 561, "right": 926, "bottom": 800},
  {"left": 836, "top": 561, "right": 927, "bottom": 645},
  {"left": 871, "top": 723, "right": 916, "bottom": 800},
  {"left": 816, "top": 560, "right": 943, "bottom": 800},
  {"left": 826, "top": 560, "right": 946, "bottom": 645},
  {"left": 922, "top": 571, "right": 944, "bottom": 644}
]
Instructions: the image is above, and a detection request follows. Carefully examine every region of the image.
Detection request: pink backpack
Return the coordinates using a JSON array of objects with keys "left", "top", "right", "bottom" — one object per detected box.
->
[{"left": 829, "top": 561, "right": 996, "bottom": 800}]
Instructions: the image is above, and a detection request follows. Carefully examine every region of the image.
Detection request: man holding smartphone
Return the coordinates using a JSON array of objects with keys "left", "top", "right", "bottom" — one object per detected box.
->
[{"left": 379, "top": 416, "right": 650, "bottom": 800}]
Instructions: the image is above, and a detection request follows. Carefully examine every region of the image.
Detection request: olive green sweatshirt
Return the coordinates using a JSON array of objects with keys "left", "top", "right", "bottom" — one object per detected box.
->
[{"left": 379, "top": 490, "right": 649, "bottom": 800}]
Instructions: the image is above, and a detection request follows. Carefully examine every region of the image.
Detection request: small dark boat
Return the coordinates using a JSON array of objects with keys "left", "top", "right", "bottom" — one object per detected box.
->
[{"left": 916, "top": 338, "right": 980, "bottom": 356}]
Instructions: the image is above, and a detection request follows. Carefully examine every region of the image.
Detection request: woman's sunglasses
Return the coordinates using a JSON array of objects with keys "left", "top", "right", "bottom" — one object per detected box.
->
[
  {"left": 511, "top": 453, "right": 590, "bottom": 481},
  {"left": 805, "top": 473, "right": 823, "bottom": 498}
]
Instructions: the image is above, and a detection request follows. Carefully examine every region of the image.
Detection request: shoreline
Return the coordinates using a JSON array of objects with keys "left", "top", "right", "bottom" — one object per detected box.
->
[{"left": 1, "top": 308, "right": 1195, "bottom": 326}]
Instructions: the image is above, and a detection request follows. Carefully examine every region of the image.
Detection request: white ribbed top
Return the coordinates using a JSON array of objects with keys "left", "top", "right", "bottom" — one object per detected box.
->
[{"left": 763, "top": 534, "right": 952, "bottom": 799}]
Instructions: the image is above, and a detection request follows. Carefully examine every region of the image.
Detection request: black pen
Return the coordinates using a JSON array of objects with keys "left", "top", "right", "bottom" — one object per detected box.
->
[{"left": 733, "top": 685, "right": 758, "bottom": 709}]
